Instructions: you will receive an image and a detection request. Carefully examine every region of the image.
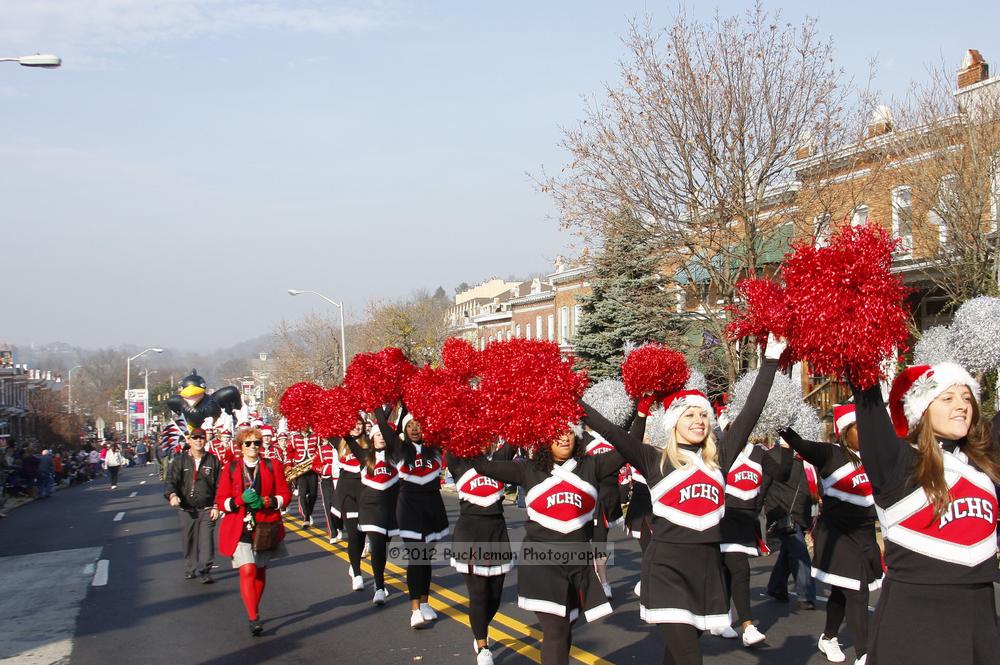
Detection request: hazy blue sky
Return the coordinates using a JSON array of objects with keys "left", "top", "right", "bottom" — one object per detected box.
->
[{"left": 3, "top": 1, "right": 998, "bottom": 351}]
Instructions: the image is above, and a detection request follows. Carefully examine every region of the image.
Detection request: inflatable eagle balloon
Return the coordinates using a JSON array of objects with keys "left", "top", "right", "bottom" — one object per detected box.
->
[{"left": 166, "top": 369, "right": 243, "bottom": 431}]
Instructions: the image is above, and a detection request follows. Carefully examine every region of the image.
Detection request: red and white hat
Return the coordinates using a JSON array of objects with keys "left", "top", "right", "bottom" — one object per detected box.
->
[
  {"left": 832, "top": 404, "right": 856, "bottom": 437},
  {"left": 260, "top": 424, "right": 275, "bottom": 437},
  {"left": 888, "top": 362, "right": 980, "bottom": 438},
  {"left": 660, "top": 389, "right": 716, "bottom": 436}
]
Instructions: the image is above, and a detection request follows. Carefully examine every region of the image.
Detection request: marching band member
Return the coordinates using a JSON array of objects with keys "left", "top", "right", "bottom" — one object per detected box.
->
[
  {"left": 854, "top": 363, "right": 1000, "bottom": 664},
  {"left": 314, "top": 435, "right": 342, "bottom": 543},
  {"left": 294, "top": 433, "right": 320, "bottom": 528}
]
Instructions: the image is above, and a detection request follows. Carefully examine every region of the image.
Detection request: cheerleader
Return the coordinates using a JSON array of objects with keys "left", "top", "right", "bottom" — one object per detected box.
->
[
  {"left": 345, "top": 422, "right": 399, "bottom": 605},
  {"left": 853, "top": 363, "right": 1000, "bottom": 665},
  {"left": 446, "top": 441, "right": 516, "bottom": 665},
  {"left": 313, "top": 435, "right": 342, "bottom": 544},
  {"left": 779, "top": 404, "right": 877, "bottom": 663},
  {"left": 473, "top": 427, "right": 623, "bottom": 665},
  {"left": 713, "top": 435, "right": 791, "bottom": 646},
  {"left": 375, "top": 405, "right": 450, "bottom": 629},
  {"left": 584, "top": 430, "right": 624, "bottom": 598},
  {"left": 334, "top": 420, "right": 366, "bottom": 590},
  {"left": 581, "top": 337, "right": 783, "bottom": 665}
]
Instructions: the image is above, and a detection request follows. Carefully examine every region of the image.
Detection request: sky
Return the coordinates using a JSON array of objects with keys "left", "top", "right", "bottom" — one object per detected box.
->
[{"left": 3, "top": 0, "right": 999, "bottom": 351}]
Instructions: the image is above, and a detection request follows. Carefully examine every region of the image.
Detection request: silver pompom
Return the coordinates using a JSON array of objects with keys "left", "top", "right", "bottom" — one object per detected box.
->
[
  {"left": 913, "top": 325, "right": 956, "bottom": 366},
  {"left": 685, "top": 369, "right": 708, "bottom": 395},
  {"left": 790, "top": 403, "right": 826, "bottom": 442},
  {"left": 645, "top": 406, "right": 670, "bottom": 449},
  {"left": 583, "top": 378, "right": 635, "bottom": 428},
  {"left": 622, "top": 341, "right": 641, "bottom": 358},
  {"left": 950, "top": 296, "right": 1000, "bottom": 373},
  {"left": 727, "top": 369, "right": 804, "bottom": 441}
]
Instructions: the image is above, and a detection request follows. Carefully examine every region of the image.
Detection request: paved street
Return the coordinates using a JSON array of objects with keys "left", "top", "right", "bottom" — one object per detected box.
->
[{"left": 2, "top": 469, "right": 882, "bottom": 665}]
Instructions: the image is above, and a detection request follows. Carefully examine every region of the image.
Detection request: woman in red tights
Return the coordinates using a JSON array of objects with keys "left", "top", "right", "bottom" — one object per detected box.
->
[{"left": 216, "top": 427, "right": 292, "bottom": 636}]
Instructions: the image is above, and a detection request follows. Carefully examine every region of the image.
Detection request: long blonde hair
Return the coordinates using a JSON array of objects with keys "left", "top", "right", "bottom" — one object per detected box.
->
[{"left": 659, "top": 427, "right": 720, "bottom": 472}]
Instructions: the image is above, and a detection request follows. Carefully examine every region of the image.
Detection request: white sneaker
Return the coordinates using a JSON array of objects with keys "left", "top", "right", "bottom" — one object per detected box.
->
[
  {"left": 818, "top": 635, "right": 847, "bottom": 663},
  {"left": 855, "top": 656, "right": 867, "bottom": 665},
  {"left": 742, "top": 624, "right": 766, "bottom": 646},
  {"left": 333, "top": 530, "right": 343, "bottom": 543},
  {"left": 476, "top": 647, "right": 494, "bottom": 665},
  {"left": 410, "top": 608, "right": 429, "bottom": 628},
  {"left": 633, "top": 581, "right": 641, "bottom": 596},
  {"left": 419, "top": 602, "right": 438, "bottom": 621},
  {"left": 352, "top": 575, "right": 364, "bottom": 591},
  {"left": 363, "top": 542, "right": 371, "bottom": 557},
  {"left": 601, "top": 582, "right": 612, "bottom": 598},
  {"left": 710, "top": 625, "right": 739, "bottom": 639},
  {"left": 308, "top": 517, "right": 314, "bottom": 526},
  {"left": 329, "top": 536, "right": 336, "bottom": 544},
  {"left": 373, "top": 588, "right": 387, "bottom": 605},
  {"left": 110, "top": 485, "right": 117, "bottom": 490}
]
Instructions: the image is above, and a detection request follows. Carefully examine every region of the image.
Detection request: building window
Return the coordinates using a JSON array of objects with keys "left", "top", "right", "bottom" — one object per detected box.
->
[
  {"left": 536, "top": 315, "right": 543, "bottom": 340},
  {"left": 814, "top": 213, "right": 831, "bottom": 247},
  {"left": 935, "top": 174, "right": 958, "bottom": 247},
  {"left": 525, "top": 322, "right": 532, "bottom": 340},
  {"left": 891, "top": 187, "right": 912, "bottom": 255},
  {"left": 991, "top": 153, "right": 999, "bottom": 232},
  {"left": 515, "top": 324, "right": 522, "bottom": 338},
  {"left": 851, "top": 204, "right": 869, "bottom": 227},
  {"left": 573, "top": 305, "right": 582, "bottom": 334},
  {"left": 506, "top": 328, "right": 513, "bottom": 341},
  {"left": 558, "top": 307, "right": 570, "bottom": 344},
  {"left": 547, "top": 315, "right": 555, "bottom": 341}
]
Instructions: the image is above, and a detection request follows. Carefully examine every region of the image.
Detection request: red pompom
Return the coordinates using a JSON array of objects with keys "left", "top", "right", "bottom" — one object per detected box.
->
[
  {"left": 725, "top": 277, "right": 790, "bottom": 344},
  {"left": 621, "top": 343, "right": 690, "bottom": 399},
  {"left": 476, "top": 338, "right": 589, "bottom": 451},
  {"left": 278, "top": 382, "right": 324, "bottom": 432},
  {"left": 441, "top": 337, "right": 480, "bottom": 381},
  {"left": 402, "top": 366, "right": 492, "bottom": 458},
  {"left": 345, "top": 347, "right": 418, "bottom": 412},
  {"left": 311, "top": 386, "right": 359, "bottom": 438},
  {"left": 781, "top": 224, "right": 910, "bottom": 389}
]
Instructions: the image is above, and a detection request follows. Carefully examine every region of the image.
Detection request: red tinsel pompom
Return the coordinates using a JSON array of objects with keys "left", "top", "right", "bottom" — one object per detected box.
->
[
  {"left": 311, "top": 386, "right": 359, "bottom": 439},
  {"left": 725, "top": 277, "right": 790, "bottom": 344},
  {"left": 402, "top": 366, "right": 493, "bottom": 458},
  {"left": 621, "top": 343, "right": 690, "bottom": 399},
  {"left": 476, "top": 338, "right": 589, "bottom": 451},
  {"left": 279, "top": 382, "right": 324, "bottom": 432},
  {"left": 441, "top": 337, "right": 480, "bottom": 381},
  {"left": 345, "top": 347, "right": 418, "bottom": 412},
  {"left": 781, "top": 223, "right": 910, "bottom": 389}
]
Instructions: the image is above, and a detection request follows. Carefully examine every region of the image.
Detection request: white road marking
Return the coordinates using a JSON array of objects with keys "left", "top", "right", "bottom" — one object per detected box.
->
[
  {"left": 113, "top": 512, "right": 125, "bottom": 522},
  {"left": 129, "top": 492, "right": 138, "bottom": 498},
  {"left": 92, "top": 559, "right": 110, "bottom": 586},
  {"left": 0, "top": 546, "right": 103, "bottom": 664}
]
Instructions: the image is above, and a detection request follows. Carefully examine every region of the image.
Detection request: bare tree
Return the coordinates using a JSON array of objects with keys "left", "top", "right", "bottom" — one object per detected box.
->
[
  {"left": 359, "top": 289, "right": 450, "bottom": 365},
  {"left": 271, "top": 314, "right": 344, "bottom": 395},
  {"left": 542, "top": 3, "right": 877, "bottom": 381}
]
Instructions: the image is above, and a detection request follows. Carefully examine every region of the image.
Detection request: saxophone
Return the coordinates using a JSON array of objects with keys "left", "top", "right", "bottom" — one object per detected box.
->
[{"left": 284, "top": 456, "right": 315, "bottom": 482}]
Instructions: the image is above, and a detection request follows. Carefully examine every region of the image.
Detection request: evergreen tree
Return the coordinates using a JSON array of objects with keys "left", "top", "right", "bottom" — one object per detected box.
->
[{"left": 574, "top": 231, "right": 686, "bottom": 379}]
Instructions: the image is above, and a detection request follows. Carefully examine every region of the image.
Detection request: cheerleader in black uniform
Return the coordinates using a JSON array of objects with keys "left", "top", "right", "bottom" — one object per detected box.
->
[
  {"left": 853, "top": 362, "right": 1000, "bottom": 665},
  {"left": 624, "top": 406, "right": 653, "bottom": 597},
  {"left": 375, "top": 405, "right": 450, "bottom": 629},
  {"left": 780, "top": 403, "right": 880, "bottom": 664},
  {"left": 345, "top": 422, "right": 399, "bottom": 606},
  {"left": 334, "top": 420, "right": 366, "bottom": 591},
  {"left": 584, "top": 430, "right": 625, "bottom": 598},
  {"left": 447, "top": 441, "right": 516, "bottom": 665},
  {"left": 473, "top": 427, "right": 623, "bottom": 665},
  {"left": 582, "top": 337, "right": 783, "bottom": 665}
]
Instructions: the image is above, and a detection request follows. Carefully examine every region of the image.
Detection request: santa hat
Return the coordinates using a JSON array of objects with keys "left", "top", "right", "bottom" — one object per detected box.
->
[
  {"left": 660, "top": 389, "right": 716, "bottom": 437},
  {"left": 832, "top": 404, "right": 857, "bottom": 437},
  {"left": 888, "top": 362, "right": 980, "bottom": 438}
]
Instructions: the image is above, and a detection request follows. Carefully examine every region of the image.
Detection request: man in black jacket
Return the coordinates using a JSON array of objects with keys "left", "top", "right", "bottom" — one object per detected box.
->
[
  {"left": 759, "top": 450, "right": 817, "bottom": 609},
  {"left": 164, "top": 429, "right": 220, "bottom": 583}
]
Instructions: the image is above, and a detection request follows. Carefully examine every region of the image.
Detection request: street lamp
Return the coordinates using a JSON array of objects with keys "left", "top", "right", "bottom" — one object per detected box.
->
[
  {"left": 0, "top": 54, "right": 61, "bottom": 68},
  {"left": 67, "top": 365, "right": 82, "bottom": 414},
  {"left": 126, "top": 348, "right": 163, "bottom": 444},
  {"left": 288, "top": 289, "right": 348, "bottom": 378}
]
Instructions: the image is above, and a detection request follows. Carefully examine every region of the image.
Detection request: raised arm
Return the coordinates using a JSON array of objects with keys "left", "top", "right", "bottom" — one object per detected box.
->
[
  {"left": 778, "top": 427, "right": 833, "bottom": 470},
  {"left": 761, "top": 443, "right": 793, "bottom": 483},
  {"left": 581, "top": 402, "right": 649, "bottom": 472},
  {"left": 344, "top": 435, "right": 369, "bottom": 463},
  {"left": 853, "top": 383, "right": 912, "bottom": 497},
  {"left": 628, "top": 411, "right": 647, "bottom": 441},
  {"left": 374, "top": 405, "right": 404, "bottom": 459},
  {"left": 593, "top": 448, "right": 627, "bottom": 480},
  {"left": 722, "top": 358, "right": 780, "bottom": 469},
  {"left": 472, "top": 455, "right": 526, "bottom": 487}
]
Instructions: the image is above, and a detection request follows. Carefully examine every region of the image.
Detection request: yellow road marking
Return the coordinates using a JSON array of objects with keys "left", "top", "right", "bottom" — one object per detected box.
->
[{"left": 284, "top": 523, "right": 614, "bottom": 665}]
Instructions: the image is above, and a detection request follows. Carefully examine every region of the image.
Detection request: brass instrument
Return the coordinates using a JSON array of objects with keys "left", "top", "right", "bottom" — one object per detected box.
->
[{"left": 284, "top": 456, "right": 314, "bottom": 482}]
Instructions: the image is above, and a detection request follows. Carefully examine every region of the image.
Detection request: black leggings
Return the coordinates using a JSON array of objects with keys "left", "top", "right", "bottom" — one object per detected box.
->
[
  {"left": 367, "top": 532, "right": 388, "bottom": 590},
  {"left": 825, "top": 585, "right": 870, "bottom": 657},
  {"left": 658, "top": 623, "right": 702, "bottom": 665},
  {"left": 721, "top": 551, "right": 752, "bottom": 624},
  {"left": 465, "top": 574, "right": 505, "bottom": 641},
  {"left": 403, "top": 537, "right": 432, "bottom": 600},
  {"left": 344, "top": 518, "right": 364, "bottom": 577},
  {"left": 537, "top": 612, "right": 574, "bottom": 665}
]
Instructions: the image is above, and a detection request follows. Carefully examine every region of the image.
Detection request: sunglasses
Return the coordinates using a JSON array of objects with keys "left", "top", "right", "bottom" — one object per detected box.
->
[
  {"left": 190, "top": 435, "right": 206, "bottom": 440},
  {"left": 243, "top": 440, "right": 262, "bottom": 447}
]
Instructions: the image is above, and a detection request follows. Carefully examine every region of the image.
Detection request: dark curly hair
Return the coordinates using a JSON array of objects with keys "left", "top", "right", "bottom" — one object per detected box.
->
[{"left": 533, "top": 434, "right": 587, "bottom": 473}]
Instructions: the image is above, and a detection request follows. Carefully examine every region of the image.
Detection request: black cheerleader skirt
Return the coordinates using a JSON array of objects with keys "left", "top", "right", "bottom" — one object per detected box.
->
[
  {"left": 626, "top": 482, "right": 652, "bottom": 539},
  {"left": 358, "top": 485, "right": 399, "bottom": 537},
  {"left": 868, "top": 579, "right": 1000, "bottom": 664},
  {"left": 332, "top": 476, "right": 361, "bottom": 521},
  {"left": 396, "top": 488, "right": 450, "bottom": 542},
  {"left": 719, "top": 507, "right": 762, "bottom": 556},
  {"left": 639, "top": 541, "right": 730, "bottom": 630},
  {"left": 450, "top": 513, "right": 512, "bottom": 577},
  {"left": 810, "top": 519, "right": 883, "bottom": 591},
  {"left": 516, "top": 539, "right": 612, "bottom": 622}
]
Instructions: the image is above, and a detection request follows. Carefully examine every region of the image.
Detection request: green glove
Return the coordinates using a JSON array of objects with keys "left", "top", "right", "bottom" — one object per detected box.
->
[
  {"left": 241, "top": 488, "right": 263, "bottom": 509},
  {"left": 247, "top": 494, "right": 264, "bottom": 510}
]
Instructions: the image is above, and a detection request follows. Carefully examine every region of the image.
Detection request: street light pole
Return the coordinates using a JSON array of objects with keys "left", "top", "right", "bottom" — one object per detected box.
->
[
  {"left": 0, "top": 54, "right": 61, "bottom": 68},
  {"left": 67, "top": 365, "right": 82, "bottom": 414},
  {"left": 288, "top": 289, "right": 348, "bottom": 378},
  {"left": 126, "top": 348, "right": 163, "bottom": 444}
]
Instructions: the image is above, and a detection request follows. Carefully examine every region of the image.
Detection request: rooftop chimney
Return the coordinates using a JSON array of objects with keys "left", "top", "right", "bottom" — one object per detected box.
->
[
  {"left": 866, "top": 105, "right": 894, "bottom": 139},
  {"left": 958, "top": 49, "right": 989, "bottom": 88}
]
